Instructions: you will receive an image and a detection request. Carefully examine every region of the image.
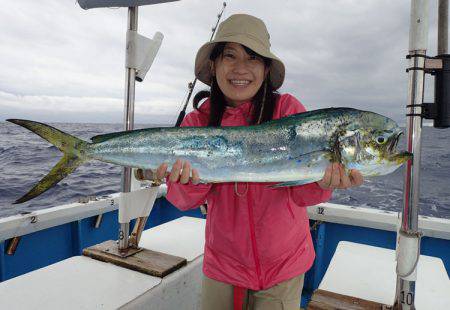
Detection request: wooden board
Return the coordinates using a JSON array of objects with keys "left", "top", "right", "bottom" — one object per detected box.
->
[
  {"left": 82, "top": 240, "right": 187, "bottom": 278},
  {"left": 307, "top": 289, "right": 393, "bottom": 310}
]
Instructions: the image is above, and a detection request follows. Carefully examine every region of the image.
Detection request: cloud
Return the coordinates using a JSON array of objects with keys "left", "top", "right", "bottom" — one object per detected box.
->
[
  {"left": 0, "top": 0, "right": 442, "bottom": 125},
  {"left": 0, "top": 90, "right": 176, "bottom": 124}
]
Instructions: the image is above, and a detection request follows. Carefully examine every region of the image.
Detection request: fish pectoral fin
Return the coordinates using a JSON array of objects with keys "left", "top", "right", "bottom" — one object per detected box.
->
[
  {"left": 269, "top": 150, "right": 331, "bottom": 189},
  {"left": 290, "top": 150, "right": 331, "bottom": 162},
  {"left": 268, "top": 180, "right": 314, "bottom": 188}
]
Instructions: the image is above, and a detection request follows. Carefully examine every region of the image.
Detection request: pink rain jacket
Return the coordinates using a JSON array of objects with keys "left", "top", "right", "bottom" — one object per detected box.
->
[{"left": 166, "top": 94, "right": 332, "bottom": 290}]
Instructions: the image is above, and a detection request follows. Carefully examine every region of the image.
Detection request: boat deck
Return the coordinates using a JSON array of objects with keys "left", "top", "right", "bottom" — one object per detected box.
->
[
  {"left": 0, "top": 217, "right": 205, "bottom": 309},
  {"left": 315, "top": 241, "right": 450, "bottom": 309}
]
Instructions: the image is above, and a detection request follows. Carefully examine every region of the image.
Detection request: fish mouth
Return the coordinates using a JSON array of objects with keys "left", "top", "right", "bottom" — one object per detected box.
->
[
  {"left": 387, "top": 131, "right": 412, "bottom": 163},
  {"left": 387, "top": 131, "right": 402, "bottom": 154},
  {"left": 389, "top": 151, "right": 413, "bottom": 164}
]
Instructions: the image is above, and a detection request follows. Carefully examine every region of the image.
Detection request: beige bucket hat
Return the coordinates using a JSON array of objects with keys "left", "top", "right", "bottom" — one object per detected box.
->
[{"left": 195, "top": 14, "right": 285, "bottom": 90}]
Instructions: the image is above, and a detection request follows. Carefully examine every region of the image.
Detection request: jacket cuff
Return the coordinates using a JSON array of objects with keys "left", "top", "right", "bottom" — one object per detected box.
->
[{"left": 166, "top": 177, "right": 212, "bottom": 211}]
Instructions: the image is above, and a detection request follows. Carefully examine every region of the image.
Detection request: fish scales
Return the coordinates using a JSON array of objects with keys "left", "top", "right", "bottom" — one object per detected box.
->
[{"left": 88, "top": 109, "right": 355, "bottom": 183}]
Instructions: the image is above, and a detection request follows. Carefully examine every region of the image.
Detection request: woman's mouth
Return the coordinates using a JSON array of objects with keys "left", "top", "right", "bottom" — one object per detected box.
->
[{"left": 229, "top": 79, "right": 251, "bottom": 87}]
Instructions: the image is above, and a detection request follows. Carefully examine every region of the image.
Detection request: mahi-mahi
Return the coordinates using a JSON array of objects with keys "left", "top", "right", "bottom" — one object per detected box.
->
[{"left": 7, "top": 107, "right": 411, "bottom": 204}]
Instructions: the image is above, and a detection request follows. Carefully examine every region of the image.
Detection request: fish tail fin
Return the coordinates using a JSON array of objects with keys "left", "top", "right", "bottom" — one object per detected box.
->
[{"left": 6, "top": 119, "right": 90, "bottom": 204}]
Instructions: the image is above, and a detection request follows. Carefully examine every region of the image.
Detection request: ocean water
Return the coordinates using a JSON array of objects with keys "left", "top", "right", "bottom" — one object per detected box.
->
[{"left": 0, "top": 121, "right": 449, "bottom": 219}]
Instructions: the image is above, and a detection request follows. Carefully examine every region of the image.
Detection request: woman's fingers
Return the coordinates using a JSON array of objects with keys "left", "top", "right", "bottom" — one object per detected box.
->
[
  {"left": 317, "top": 164, "right": 333, "bottom": 189},
  {"left": 155, "top": 163, "right": 168, "bottom": 180},
  {"left": 169, "top": 159, "right": 183, "bottom": 182},
  {"left": 318, "top": 164, "right": 363, "bottom": 190},
  {"left": 179, "top": 161, "right": 191, "bottom": 184},
  {"left": 329, "top": 163, "right": 341, "bottom": 188},
  {"left": 192, "top": 168, "right": 200, "bottom": 185},
  {"left": 165, "top": 159, "right": 201, "bottom": 184},
  {"left": 349, "top": 169, "right": 364, "bottom": 187},
  {"left": 338, "top": 165, "right": 352, "bottom": 189}
]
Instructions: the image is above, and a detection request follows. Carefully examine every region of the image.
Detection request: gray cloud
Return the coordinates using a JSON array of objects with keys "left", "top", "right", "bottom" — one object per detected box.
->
[{"left": 0, "top": 0, "right": 443, "bottom": 125}]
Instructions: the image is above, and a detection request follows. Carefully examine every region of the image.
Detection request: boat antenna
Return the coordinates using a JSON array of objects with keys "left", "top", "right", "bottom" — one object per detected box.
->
[{"left": 174, "top": 2, "right": 227, "bottom": 127}]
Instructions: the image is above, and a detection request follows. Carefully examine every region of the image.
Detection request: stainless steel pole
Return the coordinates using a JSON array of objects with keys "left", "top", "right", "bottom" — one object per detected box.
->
[
  {"left": 119, "top": 6, "right": 138, "bottom": 251},
  {"left": 438, "top": 0, "right": 448, "bottom": 55},
  {"left": 394, "top": 1, "right": 428, "bottom": 309}
]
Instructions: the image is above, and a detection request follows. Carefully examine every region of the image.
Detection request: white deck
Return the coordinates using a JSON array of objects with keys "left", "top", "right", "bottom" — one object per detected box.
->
[
  {"left": 0, "top": 216, "right": 206, "bottom": 310},
  {"left": 0, "top": 216, "right": 448, "bottom": 309},
  {"left": 319, "top": 241, "right": 450, "bottom": 309}
]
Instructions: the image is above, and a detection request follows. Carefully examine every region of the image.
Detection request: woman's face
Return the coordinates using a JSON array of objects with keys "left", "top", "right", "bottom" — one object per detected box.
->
[{"left": 213, "top": 43, "right": 268, "bottom": 107}]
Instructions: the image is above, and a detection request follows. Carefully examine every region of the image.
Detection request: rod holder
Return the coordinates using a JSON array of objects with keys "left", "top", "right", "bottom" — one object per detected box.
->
[
  {"left": 419, "top": 54, "right": 450, "bottom": 128},
  {"left": 433, "top": 54, "right": 450, "bottom": 128}
]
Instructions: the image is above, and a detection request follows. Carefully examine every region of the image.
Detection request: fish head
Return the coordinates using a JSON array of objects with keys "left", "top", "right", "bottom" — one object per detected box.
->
[{"left": 337, "top": 111, "right": 412, "bottom": 176}]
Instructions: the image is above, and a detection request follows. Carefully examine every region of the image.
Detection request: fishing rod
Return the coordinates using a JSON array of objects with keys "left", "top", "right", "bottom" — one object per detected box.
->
[{"left": 174, "top": 2, "right": 227, "bottom": 127}]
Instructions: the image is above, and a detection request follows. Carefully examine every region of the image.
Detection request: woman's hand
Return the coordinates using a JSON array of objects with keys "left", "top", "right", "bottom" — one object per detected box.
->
[
  {"left": 156, "top": 159, "right": 200, "bottom": 185},
  {"left": 317, "top": 163, "right": 364, "bottom": 190}
]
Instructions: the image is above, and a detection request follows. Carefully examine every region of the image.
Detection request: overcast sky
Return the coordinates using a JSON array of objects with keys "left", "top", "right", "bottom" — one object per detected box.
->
[{"left": 0, "top": 0, "right": 444, "bottom": 125}]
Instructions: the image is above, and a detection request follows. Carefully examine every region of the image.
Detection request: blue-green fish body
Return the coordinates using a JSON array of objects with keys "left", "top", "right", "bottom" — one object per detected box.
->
[{"left": 7, "top": 107, "right": 411, "bottom": 203}]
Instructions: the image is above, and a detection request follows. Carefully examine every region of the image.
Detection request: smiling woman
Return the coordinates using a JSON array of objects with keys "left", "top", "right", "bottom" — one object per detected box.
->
[{"left": 151, "top": 13, "right": 364, "bottom": 310}]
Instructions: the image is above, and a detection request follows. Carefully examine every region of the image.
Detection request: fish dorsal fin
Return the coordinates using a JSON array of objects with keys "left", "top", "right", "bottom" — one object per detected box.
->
[
  {"left": 91, "top": 131, "right": 127, "bottom": 143},
  {"left": 90, "top": 127, "right": 167, "bottom": 143}
]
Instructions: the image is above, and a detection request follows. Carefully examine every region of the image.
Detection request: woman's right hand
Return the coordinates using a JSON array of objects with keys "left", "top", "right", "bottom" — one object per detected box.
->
[{"left": 156, "top": 159, "right": 200, "bottom": 185}]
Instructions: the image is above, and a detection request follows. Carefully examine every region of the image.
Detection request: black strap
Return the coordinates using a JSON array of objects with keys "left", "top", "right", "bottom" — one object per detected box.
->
[
  {"left": 406, "top": 113, "right": 423, "bottom": 117},
  {"left": 406, "top": 104, "right": 423, "bottom": 108},
  {"left": 406, "top": 54, "right": 435, "bottom": 59},
  {"left": 406, "top": 67, "right": 426, "bottom": 73}
]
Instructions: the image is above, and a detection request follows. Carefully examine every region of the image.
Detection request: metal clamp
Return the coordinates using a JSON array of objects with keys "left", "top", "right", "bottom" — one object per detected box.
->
[{"left": 406, "top": 54, "right": 443, "bottom": 73}]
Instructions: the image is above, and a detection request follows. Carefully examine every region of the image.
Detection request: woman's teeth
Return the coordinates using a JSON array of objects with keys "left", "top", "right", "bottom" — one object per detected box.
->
[{"left": 230, "top": 80, "right": 250, "bottom": 86}]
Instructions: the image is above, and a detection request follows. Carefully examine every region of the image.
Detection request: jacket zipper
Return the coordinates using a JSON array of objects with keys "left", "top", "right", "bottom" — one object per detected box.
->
[{"left": 246, "top": 187, "right": 263, "bottom": 289}]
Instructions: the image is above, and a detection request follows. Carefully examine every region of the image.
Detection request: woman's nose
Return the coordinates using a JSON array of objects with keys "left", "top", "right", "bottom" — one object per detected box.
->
[{"left": 232, "top": 58, "right": 250, "bottom": 73}]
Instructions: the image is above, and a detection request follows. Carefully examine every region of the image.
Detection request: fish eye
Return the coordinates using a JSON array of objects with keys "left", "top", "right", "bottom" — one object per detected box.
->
[{"left": 376, "top": 136, "right": 386, "bottom": 144}]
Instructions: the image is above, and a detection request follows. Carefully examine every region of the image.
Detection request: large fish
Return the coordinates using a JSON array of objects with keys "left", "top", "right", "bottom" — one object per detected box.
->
[{"left": 7, "top": 107, "right": 411, "bottom": 204}]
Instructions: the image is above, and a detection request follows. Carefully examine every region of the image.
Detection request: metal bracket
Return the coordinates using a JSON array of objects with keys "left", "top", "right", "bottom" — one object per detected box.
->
[
  {"left": 405, "top": 102, "right": 437, "bottom": 119},
  {"left": 126, "top": 30, "right": 163, "bottom": 82},
  {"left": 425, "top": 58, "right": 444, "bottom": 71},
  {"left": 405, "top": 54, "right": 443, "bottom": 73}
]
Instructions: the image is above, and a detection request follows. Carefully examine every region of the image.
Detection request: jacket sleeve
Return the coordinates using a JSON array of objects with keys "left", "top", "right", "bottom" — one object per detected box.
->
[
  {"left": 281, "top": 94, "right": 333, "bottom": 207},
  {"left": 165, "top": 112, "right": 212, "bottom": 211}
]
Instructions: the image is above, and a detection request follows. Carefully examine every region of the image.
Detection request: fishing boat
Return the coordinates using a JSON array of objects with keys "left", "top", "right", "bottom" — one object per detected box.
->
[{"left": 0, "top": 0, "right": 449, "bottom": 309}]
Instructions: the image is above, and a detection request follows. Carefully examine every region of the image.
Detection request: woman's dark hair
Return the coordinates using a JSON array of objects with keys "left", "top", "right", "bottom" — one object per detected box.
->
[{"left": 193, "top": 42, "right": 279, "bottom": 126}]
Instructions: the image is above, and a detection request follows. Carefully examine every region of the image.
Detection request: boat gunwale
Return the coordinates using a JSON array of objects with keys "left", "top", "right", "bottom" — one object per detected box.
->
[{"left": 1, "top": 192, "right": 449, "bottom": 242}]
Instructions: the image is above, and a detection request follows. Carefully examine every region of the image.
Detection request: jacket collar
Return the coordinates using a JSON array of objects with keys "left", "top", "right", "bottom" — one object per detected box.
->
[
  {"left": 224, "top": 101, "right": 253, "bottom": 116},
  {"left": 199, "top": 99, "right": 253, "bottom": 116}
]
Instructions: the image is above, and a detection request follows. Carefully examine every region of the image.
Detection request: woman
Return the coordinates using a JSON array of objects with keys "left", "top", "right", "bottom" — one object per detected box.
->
[{"left": 155, "top": 14, "right": 363, "bottom": 310}]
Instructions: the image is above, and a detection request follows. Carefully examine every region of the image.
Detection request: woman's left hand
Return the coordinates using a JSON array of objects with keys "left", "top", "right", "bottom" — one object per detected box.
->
[{"left": 317, "top": 163, "right": 364, "bottom": 190}]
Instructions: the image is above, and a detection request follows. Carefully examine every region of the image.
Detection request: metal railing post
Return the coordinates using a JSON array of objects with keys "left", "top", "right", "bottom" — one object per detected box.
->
[
  {"left": 394, "top": 1, "right": 429, "bottom": 308},
  {"left": 119, "top": 6, "right": 138, "bottom": 251}
]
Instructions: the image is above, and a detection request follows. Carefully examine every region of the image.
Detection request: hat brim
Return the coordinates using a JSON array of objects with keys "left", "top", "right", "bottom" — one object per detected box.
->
[{"left": 195, "top": 35, "right": 285, "bottom": 90}]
